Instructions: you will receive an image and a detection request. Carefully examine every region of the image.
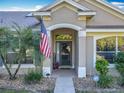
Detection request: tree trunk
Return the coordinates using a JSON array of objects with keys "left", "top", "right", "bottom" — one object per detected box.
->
[
  {"left": 24, "top": 49, "right": 26, "bottom": 63},
  {"left": 12, "top": 60, "right": 21, "bottom": 79},
  {"left": 0, "top": 52, "right": 13, "bottom": 79}
]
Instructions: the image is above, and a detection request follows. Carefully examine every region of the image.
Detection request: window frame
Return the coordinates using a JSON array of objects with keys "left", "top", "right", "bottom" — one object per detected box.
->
[{"left": 96, "top": 36, "right": 124, "bottom": 68}]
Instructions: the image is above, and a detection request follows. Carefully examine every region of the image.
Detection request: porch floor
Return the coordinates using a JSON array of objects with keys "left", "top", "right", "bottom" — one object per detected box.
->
[{"left": 52, "top": 69, "right": 76, "bottom": 78}]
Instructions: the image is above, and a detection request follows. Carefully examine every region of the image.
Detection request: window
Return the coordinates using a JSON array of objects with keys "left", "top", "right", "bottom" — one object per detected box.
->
[
  {"left": 97, "top": 37, "right": 116, "bottom": 64},
  {"left": 6, "top": 36, "right": 33, "bottom": 64},
  {"left": 97, "top": 36, "right": 124, "bottom": 64}
]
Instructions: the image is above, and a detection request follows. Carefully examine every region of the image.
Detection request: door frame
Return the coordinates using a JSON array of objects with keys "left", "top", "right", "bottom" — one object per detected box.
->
[
  {"left": 52, "top": 29, "right": 76, "bottom": 69},
  {"left": 55, "top": 41, "right": 73, "bottom": 69}
]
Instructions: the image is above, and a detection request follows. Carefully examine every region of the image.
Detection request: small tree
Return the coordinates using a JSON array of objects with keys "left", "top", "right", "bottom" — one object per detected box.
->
[
  {"left": 0, "top": 26, "right": 33, "bottom": 79},
  {"left": 12, "top": 24, "right": 33, "bottom": 79}
]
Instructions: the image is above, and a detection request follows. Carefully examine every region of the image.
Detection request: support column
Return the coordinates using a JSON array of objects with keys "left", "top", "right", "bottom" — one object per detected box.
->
[
  {"left": 78, "top": 31, "right": 86, "bottom": 78},
  {"left": 42, "top": 31, "right": 52, "bottom": 77}
]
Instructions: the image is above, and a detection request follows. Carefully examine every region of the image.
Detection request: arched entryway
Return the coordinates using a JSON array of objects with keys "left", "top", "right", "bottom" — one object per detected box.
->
[
  {"left": 43, "top": 23, "right": 86, "bottom": 78},
  {"left": 51, "top": 28, "right": 78, "bottom": 74}
]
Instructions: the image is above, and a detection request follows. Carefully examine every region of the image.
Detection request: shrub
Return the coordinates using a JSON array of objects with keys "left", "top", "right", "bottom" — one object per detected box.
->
[
  {"left": 96, "top": 58, "right": 113, "bottom": 88},
  {"left": 114, "top": 52, "right": 124, "bottom": 86},
  {"left": 116, "top": 77, "right": 124, "bottom": 86},
  {"left": 24, "top": 70, "right": 43, "bottom": 84},
  {"left": 97, "top": 75, "right": 113, "bottom": 88},
  {"left": 114, "top": 52, "right": 124, "bottom": 76},
  {"left": 96, "top": 58, "right": 109, "bottom": 75}
]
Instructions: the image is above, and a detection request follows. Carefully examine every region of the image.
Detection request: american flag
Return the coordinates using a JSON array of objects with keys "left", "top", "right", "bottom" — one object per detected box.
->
[{"left": 40, "top": 20, "right": 51, "bottom": 58}]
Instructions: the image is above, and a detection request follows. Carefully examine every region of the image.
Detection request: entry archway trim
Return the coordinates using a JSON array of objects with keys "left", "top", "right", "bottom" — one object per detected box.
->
[{"left": 47, "top": 23, "right": 82, "bottom": 31}]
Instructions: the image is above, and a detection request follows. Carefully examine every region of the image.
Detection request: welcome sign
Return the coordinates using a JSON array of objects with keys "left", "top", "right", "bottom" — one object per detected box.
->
[{"left": 56, "top": 34, "right": 72, "bottom": 41}]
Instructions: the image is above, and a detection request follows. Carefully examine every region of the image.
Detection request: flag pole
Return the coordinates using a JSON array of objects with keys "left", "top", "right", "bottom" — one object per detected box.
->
[
  {"left": 40, "top": 16, "right": 44, "bottom": 75},
  {"left": 39, "top": 16, "right": 52, "bottom": 76},
  {"left": 35, "top": 16, "right": 44, "bottom": 75}
]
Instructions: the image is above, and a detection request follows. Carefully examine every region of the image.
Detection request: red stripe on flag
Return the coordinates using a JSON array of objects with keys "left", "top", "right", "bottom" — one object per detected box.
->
[{"left": 40, "top": 33, "right": 51, "bottom": 58}]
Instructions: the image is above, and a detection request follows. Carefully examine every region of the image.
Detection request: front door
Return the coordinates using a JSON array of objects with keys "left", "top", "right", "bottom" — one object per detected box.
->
[{"left": 55, "top": 41, "right": 72, "bottom": 68}]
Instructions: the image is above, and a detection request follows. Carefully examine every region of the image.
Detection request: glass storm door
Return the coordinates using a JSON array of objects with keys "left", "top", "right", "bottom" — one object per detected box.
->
[{"left": 56, "top": 41, "right": 72, "bottom": 67}]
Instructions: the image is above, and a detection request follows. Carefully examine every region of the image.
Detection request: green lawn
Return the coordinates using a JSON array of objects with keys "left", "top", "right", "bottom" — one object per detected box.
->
[{"left": 0, "top": 89, "right": 29, "bottom": 93}]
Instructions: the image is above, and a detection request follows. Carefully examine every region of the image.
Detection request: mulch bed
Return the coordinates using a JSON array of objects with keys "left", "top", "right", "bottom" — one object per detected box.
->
[
  {"left": 73, "top": 77, "right": 124, "bottom": 93},
  {"left": 0, "top": 75, "right": 56, "bottom": 93}
]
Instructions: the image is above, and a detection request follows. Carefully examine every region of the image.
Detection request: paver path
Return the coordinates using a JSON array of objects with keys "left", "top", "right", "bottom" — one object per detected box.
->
[{"left": 54, "top": 77, "right": 75, "bottom": 93}]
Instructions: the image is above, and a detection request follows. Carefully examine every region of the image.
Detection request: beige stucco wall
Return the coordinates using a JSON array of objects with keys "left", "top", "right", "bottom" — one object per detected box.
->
[
  {"left": 44, "top": 7, "right": 86, "bottom": 29},
  {"left": 75, "top": 31, "right": 79, "bottom": 73},
  {"left": 79, "top": 0, "right": 124, "bottom": 26},
  {"left": 78, "top": 36, "right": 86, "bottom": 67},
  {"left": 86, "top": 36, "right": 95, "bottom": 76}
]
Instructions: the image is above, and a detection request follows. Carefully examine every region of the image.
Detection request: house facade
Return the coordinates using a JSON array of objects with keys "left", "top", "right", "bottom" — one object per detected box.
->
[
  {"left": 0, "top": 0, "right": 124, "bottom": 78},
  {"left": 32, "top": 0, "right": 124, "bottom": 78}
]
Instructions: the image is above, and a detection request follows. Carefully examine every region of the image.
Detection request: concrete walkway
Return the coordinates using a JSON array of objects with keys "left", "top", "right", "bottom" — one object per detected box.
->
[{"left": 53, "top": 69, "right": 75, "bottom": 93}]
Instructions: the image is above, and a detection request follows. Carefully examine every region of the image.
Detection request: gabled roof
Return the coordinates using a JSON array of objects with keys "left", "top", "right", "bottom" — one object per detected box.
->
[
  {"left": 33, "top": 0, "right": 124, "bottom": 19},
  {"left": 0, "top": 11, "right": 39, "bottom": 28},
  {"left": 75, "top": 0, "right": 124, "bottom": 15},
  {"left": 38, "top": 0, "right": 91, "bottom": 12},
  {"left": 38, "top": 0, "right": 124, "bottom": 15},
  {"left": 32, "top": 0, "right": 96, "bottom": 17},
  {"left": 96, "top": 0, "right": 124, "bottom": 15}
]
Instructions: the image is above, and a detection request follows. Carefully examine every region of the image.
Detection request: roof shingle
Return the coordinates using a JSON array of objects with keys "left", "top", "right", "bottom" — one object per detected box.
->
[{"left": 0, "top": 11, "right": 39, "bottom": 28}]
